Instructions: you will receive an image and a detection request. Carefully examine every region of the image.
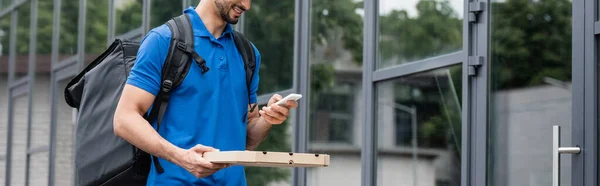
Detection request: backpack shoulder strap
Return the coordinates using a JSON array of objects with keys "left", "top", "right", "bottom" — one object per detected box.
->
[
  {"left": 144, "top": 13, "right": 199, "bottom": 174},
  {"left": 232, "top": 31, "right": 257, "bottom": 104}
]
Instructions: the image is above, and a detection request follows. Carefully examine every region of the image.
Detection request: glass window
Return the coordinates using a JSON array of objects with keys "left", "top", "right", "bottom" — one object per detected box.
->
[
  {"left": 190, "top": 0, "right": 200, "bottom": 6},
  {"left": 307, "top": 0, "right": 363, "bottom": 185},
  {"left": 12, "top": 80, "right": 47, "bottom": 185},
  {"left": 377, "top": 0, "right": 463, "bottom": 69},
  {"left": 28, "top": 152, "right": 49, "bottom": 185},
  {"left": 14, "top": 1, "right": 31, "bottom": 79},
  {"left": 85, "top": 0, "right": 109, "bottom": 66},
  {"left": 59, "top": 0, "right": 79, "bottom": 61},
  {"left": 0, "top": 16, "right": 7, "bottom": 184},
  {"left": 150, "top": 0, "right": 182, "bottom": 28},
  {"left": 115, "top": 0, "right": 142, "bottom": 39},
  {"left": 244, "top": 0, "right": 295, "bottom": 94},
  {"left": 376, "top": 65, "right": 462, "bottom": 186},
  {"left": 488, "top": 0, "right": 572, "bottom": 185},
  {"left": 28, "top": 1, "right": 53, "bottom": 184},
  {"left": 0, "top": 13, "right": 9, "bottom": 74},
  {"left": 0, "top": 0, "right": 12, "bottom": 7},
  {"left": 29, "top": 0, "right": 53, "bottom": 175},
  {"left": 246, "top": 104, "right": 293, "bottom": 186},
  {"left": 53, "top": 78, "right": 77, "bottom": 186},
  {"left": 8, "top": 96, "right": 27, "bottom": 185},
  {"left": 0, "top": 75, "right": 5, "bottom": 185}
]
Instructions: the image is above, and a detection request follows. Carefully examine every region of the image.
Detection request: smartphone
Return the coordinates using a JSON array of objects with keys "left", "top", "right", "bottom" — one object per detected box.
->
[{"left": 275, "top": 94, "right": 302, "bottom": 106}]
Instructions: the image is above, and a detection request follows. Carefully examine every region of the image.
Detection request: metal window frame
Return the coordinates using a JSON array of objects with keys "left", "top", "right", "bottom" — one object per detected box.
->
[
  {"left": 373, "top": 52, "right": 464, "bottom": 82},
  {"left": 573, "top": 0, "right": 587, "bottom": 185},
  {"left": 48, "top": 0, "right": 86, "bottom": 185},
  {"left": 107, "top": 0, "right": 114, "bottom": 46},
  {"left": 47, "top": 0, "right": 61, "bottom": 184},
  {"left": 0, "top": 0, "right": 27, "bottom": 18},
  {"left": 3, "top": 1, "right": 40, "bottom": 186},
  {"left": 142, "top": 0, "right": 150, "bottom": 35},
  {"left": 4, "top": 8, "right": 18, "bottom": 186},
  {"left": 363, "top": 0, "right": 475, "bottom": 185},
  {"left": 582, "top": 0, "right": 598, "bottom": 185},
  {"left": 361, "top": 0, "right": 377, "bottom": 185},
  {"left": 24, "top": 1, "right": 38, "bottom": 186},
  {"left": 291, "top": 0, "right": 310, "bottom": 185}
]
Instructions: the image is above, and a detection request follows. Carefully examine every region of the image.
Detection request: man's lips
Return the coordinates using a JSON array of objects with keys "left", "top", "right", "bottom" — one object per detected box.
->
[{"left": 233, "top": 5, "right": 245, "bottom": 16}]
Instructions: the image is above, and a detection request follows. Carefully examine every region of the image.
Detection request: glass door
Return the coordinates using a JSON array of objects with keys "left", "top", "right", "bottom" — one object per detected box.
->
[{"left": 485, "top": 0, "right": 590, "bottom": 185}]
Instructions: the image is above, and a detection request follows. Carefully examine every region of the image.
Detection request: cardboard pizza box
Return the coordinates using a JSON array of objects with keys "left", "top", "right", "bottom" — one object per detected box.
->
[{"left": 203, "top": 151, "right": 330, "bottom": 167}]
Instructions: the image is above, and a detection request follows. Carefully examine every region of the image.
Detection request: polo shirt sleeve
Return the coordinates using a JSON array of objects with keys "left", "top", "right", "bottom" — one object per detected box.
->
[
  {"left": 249, "top": 43, "right": 261, "bottom": 104},
  {"left": 126, "top": 30, "right": 170, "bottom": 96}
]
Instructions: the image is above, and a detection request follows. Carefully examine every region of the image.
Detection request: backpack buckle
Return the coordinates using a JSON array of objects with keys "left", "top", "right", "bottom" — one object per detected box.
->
[
  {"left": 176, "top": 42, "right": 187, "bottom": 52},
  {"left": 162, "top": 80, "right": 173, "bottom": 92}
]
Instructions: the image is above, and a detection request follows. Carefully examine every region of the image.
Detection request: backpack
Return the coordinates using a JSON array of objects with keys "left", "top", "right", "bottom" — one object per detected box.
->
[{"left": 63, "top": 13, "right": 257, "bottom": 186}]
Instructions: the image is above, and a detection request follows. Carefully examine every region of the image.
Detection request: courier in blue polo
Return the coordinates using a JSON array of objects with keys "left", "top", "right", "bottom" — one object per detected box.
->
[{"left": 125, "top": 7, "right": 260, "bottom": 186}]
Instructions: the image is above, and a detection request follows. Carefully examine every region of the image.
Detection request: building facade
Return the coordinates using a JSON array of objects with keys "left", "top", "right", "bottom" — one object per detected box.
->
[{"left": 1, "top": 0, "right": 598, "bottom": 186}]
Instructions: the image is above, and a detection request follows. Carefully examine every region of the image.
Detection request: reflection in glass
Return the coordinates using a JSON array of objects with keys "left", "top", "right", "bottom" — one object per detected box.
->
[
  {"left": 59, "top": 0, "right": 79, "bottom": 60},
  {"left": 29, "top": 76, "right": 51, "bottom": 185},
  {"left": 307, "top": 0, "right": 363, "bottom": 185},
  {"left": 377, "top": 0, "right": 463, "bottom": 69},
  {"left": 244, "top": 0, "right": 295, "bottom": 94},
  {"left": 1, "top": 14, "right": 10, "bottom": 76},
  {"left": 488, "top": 0, "right": 572, "bottom": 185},
  {"left": 27, "top": 1, "right": 53, "bottom": 184},
  {"left": 115, "top": 0, "right": 142, "bottom": 37},
  {"left": 85, "top": 0, "right": 109, "bottom": 65},
  {"left": 0, "top": 73, "right": 5, "bottom": 184},
  {"left": 0, "top": 0, "right": 11, "bottom": 7},
  {"left": 246, "top": 105, "right": 292, "bottom": 186},
  {"left": 15, "top": 1, "right": 31, "bottom": 78},
  {"left": 28, "top": 152, "right": 49, "bottom": 186},
  {"left": 150, "top": 0, "right": 183, "bottom": 28},
  {"left": 54, "top": 79, "right": 76, "bottom": 186},
  {"left": 190, "top": 0, "right": 200, "bottom": 6},
  {"left": 9, "top": 96, "right": 27, "bottom": 185},
  {"left": 376, "top": 65, "right": 462, "bottom": 186}
]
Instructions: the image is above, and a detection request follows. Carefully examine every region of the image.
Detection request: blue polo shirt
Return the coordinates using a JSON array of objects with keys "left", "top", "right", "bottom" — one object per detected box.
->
[{"left": 125, "top": 7, "right": 260, "bottom": 186}]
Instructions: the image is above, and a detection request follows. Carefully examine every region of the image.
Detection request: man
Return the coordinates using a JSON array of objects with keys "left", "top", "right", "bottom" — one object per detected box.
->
[{"left": 112, "top": 0, "right": 297, "bottom": 185}]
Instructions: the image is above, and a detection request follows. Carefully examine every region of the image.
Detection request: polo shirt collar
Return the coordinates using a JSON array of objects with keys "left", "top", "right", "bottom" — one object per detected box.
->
[{"left": 184, "top": 7, "right": 234, "bottom": 39}]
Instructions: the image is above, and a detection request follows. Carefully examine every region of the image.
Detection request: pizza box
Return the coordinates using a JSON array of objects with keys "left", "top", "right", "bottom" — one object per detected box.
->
[{"left": 203, "top": 151, "right": 330, "bottom": 167}]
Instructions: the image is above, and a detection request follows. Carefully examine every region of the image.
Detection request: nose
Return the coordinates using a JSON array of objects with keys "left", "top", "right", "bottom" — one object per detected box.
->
[{"left": 240, "top": 0, "right": 251, "bottom": 11}]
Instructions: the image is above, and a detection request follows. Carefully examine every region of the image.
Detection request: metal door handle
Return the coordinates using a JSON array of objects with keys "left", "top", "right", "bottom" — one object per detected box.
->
[{"left": 553, "top": 125, "right": 580, "bottom": 186}]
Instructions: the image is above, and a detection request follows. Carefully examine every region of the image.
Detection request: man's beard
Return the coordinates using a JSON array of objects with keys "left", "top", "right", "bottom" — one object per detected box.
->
[{"left": 215, "top": 0, "right": 239, "bottom": 24}]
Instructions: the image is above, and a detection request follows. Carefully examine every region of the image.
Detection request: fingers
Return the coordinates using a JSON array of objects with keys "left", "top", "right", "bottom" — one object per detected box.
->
[
  {"left": 286, "top": 100, "right": 299, "bottom": 108},
  {"left": 259, "top": 110, "right": 279, "bottom": 124},
  {"left": 268, "top": 94, "right": 283, "bottom": 105},
  {"left": 259, "top": 106, "right": 288, "bottom": 124},
  {"left": 271, "top": 104, "right": 290, "bottom": 116},
  {"left": 191, "top": 144, "right": 218, "bottom": 154},
  {"left": 263, "top": 106, "right": 286, "bottom": 118},
  {"left": 184, "top": 147, "right": 231, "bottom": 178}
]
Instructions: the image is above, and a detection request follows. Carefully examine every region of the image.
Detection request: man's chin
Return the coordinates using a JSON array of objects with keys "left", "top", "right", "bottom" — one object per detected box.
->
[{"left": 227, "top": 17, "right": 240, "bottom": 24}]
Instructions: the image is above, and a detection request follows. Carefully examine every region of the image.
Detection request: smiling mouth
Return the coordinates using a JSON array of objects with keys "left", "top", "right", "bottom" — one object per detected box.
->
[{"left": 233, "top": 5, "right": 245, "bottom": 14}]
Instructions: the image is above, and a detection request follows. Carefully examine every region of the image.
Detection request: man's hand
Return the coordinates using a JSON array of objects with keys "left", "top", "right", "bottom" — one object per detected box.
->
[
  {"left": 258, "top": 94, "right": 299, "bottom": 124},
  {"left": 175, "top": 144, "right": 230, "bottom": 178}
]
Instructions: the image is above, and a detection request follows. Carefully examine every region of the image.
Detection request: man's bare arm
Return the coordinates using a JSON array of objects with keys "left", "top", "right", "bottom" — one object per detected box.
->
[
  {"left": 245, "top": 104, "right": 272, "bottom": 150},
  {"left": 114, "top": 85, "right": 227, "bottom": 177},
  {"left": 113, "top": 84, "right": 185, "bottom": 163},
  {"left": 245, "top": 94, "right": 298, "bottom": 150}
]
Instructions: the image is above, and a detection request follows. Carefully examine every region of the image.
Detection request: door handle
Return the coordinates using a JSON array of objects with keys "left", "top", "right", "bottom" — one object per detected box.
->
[{"left": 553, "top": 125, "right": 580, "bottom": 186}]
